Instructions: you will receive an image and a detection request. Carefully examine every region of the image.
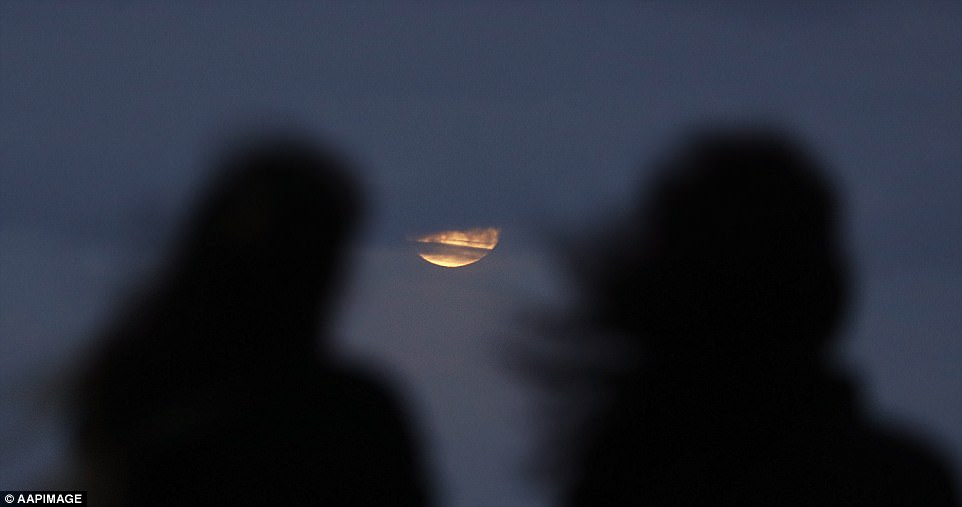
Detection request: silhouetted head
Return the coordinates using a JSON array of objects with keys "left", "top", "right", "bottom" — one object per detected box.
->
[
  {"left": 592, "top": 127, "right": 847, "bottom": 368},
  {"left": 75, "top": 133, "right": 363, "bottom": 462},
  {"left": 183, "top": 137, "right": 357, "bottom": 292},
  {"left": 148, "top": 134, "right": 362, "bottom": 357}
]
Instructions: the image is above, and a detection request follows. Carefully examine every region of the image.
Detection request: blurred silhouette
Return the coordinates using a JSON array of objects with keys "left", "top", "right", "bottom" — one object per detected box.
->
[
  {"left": 72, "top": 134, "right": 432, "bottom": 506},
  {"left": 536, "top": 126, "right": 957, "bottom": 506}
]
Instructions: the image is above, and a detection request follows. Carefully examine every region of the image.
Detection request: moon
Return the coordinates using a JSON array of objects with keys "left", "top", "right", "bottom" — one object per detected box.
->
[{"left": 411, "top": 227, "right": 501, "bottom": 268}]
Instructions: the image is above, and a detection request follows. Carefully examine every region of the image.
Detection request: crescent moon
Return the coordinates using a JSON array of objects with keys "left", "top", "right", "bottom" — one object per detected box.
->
[{"left": 411, "top": 227, "right": 501, "bottom": 268}]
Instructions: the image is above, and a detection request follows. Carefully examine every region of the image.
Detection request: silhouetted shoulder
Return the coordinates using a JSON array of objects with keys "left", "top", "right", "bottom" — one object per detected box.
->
[
  {"left": 318, "top": 365, "right": 413, "bottom": 412},
  {"left": 850, "top": 426, "right": 958, "bottom": 506},
  {"left": 304, "top": 365, "right": 434, "bottom": 507},
  {"left": 116, "top": 363, "right": 431, "bottom": 507}
]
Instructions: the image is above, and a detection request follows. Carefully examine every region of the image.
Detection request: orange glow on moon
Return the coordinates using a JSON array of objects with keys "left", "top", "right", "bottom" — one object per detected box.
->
[{"left": 411, "top": 227, "right": 500, "bottom": 268}]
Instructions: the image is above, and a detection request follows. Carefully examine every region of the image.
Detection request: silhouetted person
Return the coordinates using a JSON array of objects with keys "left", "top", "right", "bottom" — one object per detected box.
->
[
  {"left": 541, "top": 126, "right": 956, "bottom": 506},
  {"left": 73, "top": 135, "right": 432, "bottom": 506}
]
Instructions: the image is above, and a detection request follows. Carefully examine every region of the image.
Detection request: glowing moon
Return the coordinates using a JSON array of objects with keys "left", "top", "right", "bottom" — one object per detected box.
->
[{"left": 411, "top": 227, "right": 501, "bottom": 268}]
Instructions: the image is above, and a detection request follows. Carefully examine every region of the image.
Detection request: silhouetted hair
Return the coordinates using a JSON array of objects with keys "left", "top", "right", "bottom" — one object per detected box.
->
[
  {"left": 590, "top": 127, "right": 847, "bottom": 365},
  {"left": 72, "top": 135, "right": 421, "bottom": 506},
  {"left": 86, "top": 136, "right": 360, "bottom": 376},
  {"left": 74, "top": 134, "right": 433, "bottom": 506},
  {"left": 534, "top": 124, "right": 956, "bottom": 506},
  {"left": 169, "top": 136, "right": 360, "bottom": 330}
]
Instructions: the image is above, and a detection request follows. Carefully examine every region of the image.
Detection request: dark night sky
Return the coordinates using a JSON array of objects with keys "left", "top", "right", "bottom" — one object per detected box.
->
[{"left": 1, "top": 2, "right": 960, "bottom": 505}]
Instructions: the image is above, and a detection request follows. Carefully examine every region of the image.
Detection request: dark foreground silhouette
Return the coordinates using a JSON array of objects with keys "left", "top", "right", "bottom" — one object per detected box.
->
[
  {"left": 73, "top": 135, "right": 432, "bottom": 506},
  {"left": 541, "top": 127, "right": 957, "bottom": 506}
]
